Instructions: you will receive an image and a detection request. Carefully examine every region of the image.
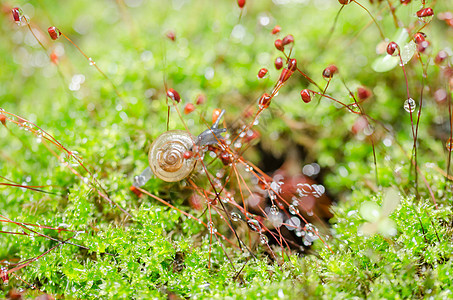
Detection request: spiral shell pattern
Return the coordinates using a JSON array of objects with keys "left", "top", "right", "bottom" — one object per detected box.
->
[{"left": 148, "top": 130, "right": 196, "bottom": 182}]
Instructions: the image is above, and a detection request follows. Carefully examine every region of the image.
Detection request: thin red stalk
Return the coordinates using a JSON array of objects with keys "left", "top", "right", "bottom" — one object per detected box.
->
[
  {"left": 352, "top": 0, "right": 386, "bottom": 40},
  {"left": 59, "top": 32, "right": 122, "bottom": 99},
  {"left": 6, "top": 234, "right": 78, "bottom": 276}
]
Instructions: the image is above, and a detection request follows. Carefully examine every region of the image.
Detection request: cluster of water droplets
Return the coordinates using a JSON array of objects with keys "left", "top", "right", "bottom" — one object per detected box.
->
[
  {"left": 269, "top": 204, "right": 279, "bottom": 215},
  {"left": 69, "top": 74, "right": 85, "bottom": 91},
  {"left": 207, "top": 221, "right": 217, "bottom": 235},
  {"left": 35, "top": 129, "right": 43, "bottom": 143},
  {"left": 269, "top": 175, "right": 284, "bottom": 194},
  {"left": 222, "top": 191, "right": 234, "bottom": 204},
  {"left": 296, "top": 183, "right": 325, "bottom": 198},
  {"left": 18, "top": 120, "right": 34, "bottom": 132},
  {"left": 286, "top": 216, "right": 301, "bottom": 232},
  {"left": 302, "top": 223, "right": 319, "bottom": 246},
  {"left": 243, "top": 163, "right": 253, "bottom": 172},
  {"left": 288, "top": 204, "right": 299, "bottom": 215}
]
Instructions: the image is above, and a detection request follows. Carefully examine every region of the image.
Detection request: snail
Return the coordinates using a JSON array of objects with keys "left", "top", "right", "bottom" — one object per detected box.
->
[
  {"left": 133, "top": 110, "right": 226, "bottom": 186},
  {"left": 148, "top": 130, "right": 197, "bottom": 182}
]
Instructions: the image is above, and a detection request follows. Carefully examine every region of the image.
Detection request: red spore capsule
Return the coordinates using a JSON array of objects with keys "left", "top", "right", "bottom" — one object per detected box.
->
[
  {"left": 257, "top": 176, "right": 271, "bottom": 190},
  {"left": 351, "top": 117, "right": 368, "bottom": 135},
  {"left": 282, "top": 34, "right": 294, "bottom": 45},
  {"left": 271, "top": 25, "right": 281, "bottom": 35},
  {"left": 50, "top": 51, "right": 59, "bottom": 64},
  {"left": 189, "top": 194, "right": 203, "bottom": 211},
  {"left": 208, "top": 145, "right": 219, "bottom": 154},
  {"left": 130, "top": 186, "right": 142, "bottom": 197},
  {"left": 438, "top": 12, "right": 453, "bottom": 21},
  {"left": 0, "top": 113, "right": 6, "bottom": 126},
  {"left": 220, "top": 151, "right": 232, "bottom": 165},
  {"left": 237, "top": 0, "right": 246, "bottom": 8},
  {"left": 183, "top": 151, "right": 194, "bottom": 159},
  {"left": 386, "top": 41, "right": 398, "bottom": 55},
  {"left": 435, "top": 50, "right": 448, "bottom": 65},
  {"left": 258, "top": 93, "right": 272, "bottom": 109},
  {"left": 195, "top": 94, "right": 205, "bottom": 105},
  {"left": 11, "top": 7, "right": 22, "bottom": 23},
  {"left": 357, "top": 87, "right": 372, "bottom": 100},
  {"left": 322, "top": 65, "right": 338, "bottom": 79},
  {"left": 242, "top": 108, "right": 254, "bottom": 119},
  {"left": 288, "top": 58, "right": 297, "bottom": 71},
  {"left": 258, "top": 68, "right": 268, "bottom": 78},
  {"left": 444, "top": 67, "right": 453, "bottom": 79},
  {"left": 338, "top": 0, "right": 351, "bottom": 4},
  {"left": 212, "top": 108, "right": 222, "bottom": 124},
  {"left": 48, "top": 26, "right": 61, "bottom": 40},
  {"left": 438, "top": 12, "right": 453, "bottom": 27},
  {"left": 166, "top": 31, "right": 176, "bottom": 41},
  {"left": 300, "top": 89, "right": 312, "bottom": 103},
  {"left": 278, "top": 68, "right": 293, "bottom": 84},
  {"left": 184, "top": 103, "right": 195, "bottom": 114},
  {"left": 416, "top": 7, "right": 433, "bottom": 18},
  {"left": 243, "top": 129, "right": 260, "bottom": 143},
  {"left": 414, "top": 32, "right": 426, "bottom": 44},
  {"left": 167, "top": 88, "right": 181, "bottom": 103},
  {"left": 446, "top": 19, "right": 453, "bottom": 28},
  {"left": 417, "top": 40, "right": 429, "bottom": 53},
  {"left": 274, "top": 57, "right": 283, "bottom": 70},
  {"left": 274, "top": 39, "right": 284, "bottom": 51},
  {"left": 434, "top": 89, "right": 447, "bottom": 103}
]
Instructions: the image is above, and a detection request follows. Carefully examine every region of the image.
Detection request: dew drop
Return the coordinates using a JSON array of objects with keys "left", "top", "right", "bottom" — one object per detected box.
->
[
  {"left": 403, "top": 98, "right": 416, "bottom": 113},
  {"left": 68, "top": 151, "right": 81, "bottom": 167},
  {"left": 349, "top": 103, "right": 360, "bottom": 113},
  {"left": 247, "top": 219, "right": 261, "bottom": 232},
  {"left": 446, "top": 138, "right": 453, "bottom": 152},
  {"left": 259, "top": 234, "right": 268, "bottom": 245},
  {"left": 269, "top": 205, "right": 279, "bottom": 215},
  {"left": 207, "top": 221, "right": 217, "bottom": 234},
  {"left": 231, "top": 212, "right": 241, "bottom": 222},
  {"left": 289, "top": 205, "right": 299, "bottom": 215},
  {"left": 268, "top": 190, "right": 277, "bottom": 201}
]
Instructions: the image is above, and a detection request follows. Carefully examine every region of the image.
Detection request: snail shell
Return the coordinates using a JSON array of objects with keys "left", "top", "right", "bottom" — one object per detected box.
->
[{"left": 148, "top": 130, "right": 196, "bottom": 182}]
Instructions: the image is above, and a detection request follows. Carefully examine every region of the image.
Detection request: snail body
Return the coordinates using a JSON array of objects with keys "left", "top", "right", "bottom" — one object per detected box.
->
[
  {"left": 133, "top": 110, "right": 226, "bottom": 186},
  {"left": 148, "top": 130, "right": 196, "bottom": 182}
]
